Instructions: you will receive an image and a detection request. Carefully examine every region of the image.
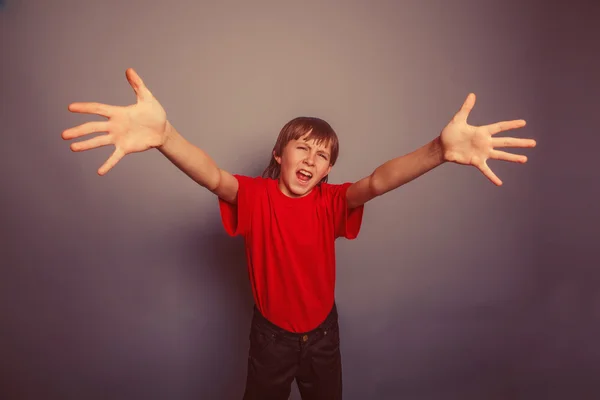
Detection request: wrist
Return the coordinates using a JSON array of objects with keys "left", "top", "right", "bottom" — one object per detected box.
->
[
  {"left": 430, "top": 136, "right": 446, "bottom": 165},
  {"left": 158, "top": 120, "right": 175, "bottom": 150}
]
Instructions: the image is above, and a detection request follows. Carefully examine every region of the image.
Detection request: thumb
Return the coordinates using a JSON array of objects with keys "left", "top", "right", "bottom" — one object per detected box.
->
[
  {"left": 125, "top": 68, "right": 152, "bottom": 102},
  {"left": 98, "top": 148, "right": 125, "bottom": 176},
  {"left": 453, "top": 93, "right": 476, "bottom": 123}
]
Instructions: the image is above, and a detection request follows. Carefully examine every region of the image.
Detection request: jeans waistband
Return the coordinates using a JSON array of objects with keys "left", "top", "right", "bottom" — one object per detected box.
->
[{"left": 252, "top": 303, "right": 338, "bottom": 343}]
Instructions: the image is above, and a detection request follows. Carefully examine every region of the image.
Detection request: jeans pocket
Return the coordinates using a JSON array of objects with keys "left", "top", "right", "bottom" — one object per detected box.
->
[{"left": 249, "top": 327, "right": 277, "bottom": 358}]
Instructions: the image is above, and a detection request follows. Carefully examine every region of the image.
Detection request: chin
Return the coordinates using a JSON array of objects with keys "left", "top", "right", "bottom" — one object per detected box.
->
[
  {"left": 283, "top": 175, "right": 320, "bottom": 197},
  {"left": 290, "top": 187, "right": 313, "bottom": 197}
]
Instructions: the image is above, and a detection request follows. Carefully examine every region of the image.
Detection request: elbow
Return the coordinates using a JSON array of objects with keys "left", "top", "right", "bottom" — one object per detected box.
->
[
  {"left": 368, "top": 173, "right": 386, "bottom": 198},
  {"left": 202, "top": 167, "right": 222, "bottom": 192}
]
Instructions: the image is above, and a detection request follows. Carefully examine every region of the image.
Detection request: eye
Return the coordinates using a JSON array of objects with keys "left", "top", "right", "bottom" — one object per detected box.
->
[
  {"left": 319, "top": 153, "right": 328, "bottom": 159},
  {"left": 298, "top": 146, "right": 308, "bottom": 151}
]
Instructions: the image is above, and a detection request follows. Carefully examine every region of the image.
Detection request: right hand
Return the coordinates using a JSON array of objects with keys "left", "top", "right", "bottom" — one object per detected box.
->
[{"left": 62, "top": 68, "right": 169, "bottom": 175}]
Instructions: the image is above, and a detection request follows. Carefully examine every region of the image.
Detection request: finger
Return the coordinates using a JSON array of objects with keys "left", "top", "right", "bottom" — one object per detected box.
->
[
  {"left": 126, "top": 68, "right": 152, "bottom": 102},
  {"left": 490, "top": 150, "right": 527, "bottom": 163},
  {"left": 70, "top": 134, "right": 113, "bottom": 152},
  {"left": 453, "top": 93, "right": 476, "bottom": 122},
  {"left": 492, "top": 137, "right": 537, "bottom": 148},
  {"left": 477, "top": 161, "right": 502, "bottom": 186},
  {"left": 486, "top": 119, "right": 526, "bottom": 135},
  {"left": 68, "top": 102, "right": 114, "bottom": 117},
  {"left": 98, "top": 148, "right": 125, "bottom": 176},
  {"left": 62, "top": 121, "right": 110, "bottom": 140}
]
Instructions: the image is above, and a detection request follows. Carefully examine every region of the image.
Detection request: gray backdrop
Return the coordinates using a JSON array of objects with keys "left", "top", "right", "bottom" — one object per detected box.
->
[{"left": 1, "top": 0, "right": 598, "bottom": 399}]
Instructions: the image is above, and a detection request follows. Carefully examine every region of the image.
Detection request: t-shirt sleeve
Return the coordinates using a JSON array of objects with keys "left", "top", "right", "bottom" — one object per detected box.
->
[
  {"left": 327, "top": 182, "right": 364, "bottom": 239},
  {"left": 218, "top": 174, "right": 257, "bottom": 237}
]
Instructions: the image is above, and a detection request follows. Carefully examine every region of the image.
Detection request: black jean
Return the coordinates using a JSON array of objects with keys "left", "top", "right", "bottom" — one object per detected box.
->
[{"left": 243, "top": 303, "right": 342, "bottom": 400}]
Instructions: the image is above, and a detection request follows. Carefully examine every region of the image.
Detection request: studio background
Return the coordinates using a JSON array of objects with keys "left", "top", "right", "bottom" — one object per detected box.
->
[{"left": 1, "top": 0, "right": 598, "bottom": 399}]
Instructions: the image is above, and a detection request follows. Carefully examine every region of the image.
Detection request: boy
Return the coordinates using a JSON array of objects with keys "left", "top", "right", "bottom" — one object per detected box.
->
[{"left": 62, "top": 68, "right": 536, "bottom": 399}]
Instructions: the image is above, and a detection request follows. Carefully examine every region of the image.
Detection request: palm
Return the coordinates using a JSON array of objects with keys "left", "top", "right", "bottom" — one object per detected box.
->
[
  {"left": 62, "top": 68, "right": 168, "bottom": 175},
  {"left": 114, "top": 102, "right": 166, "bottom": 153},
  {"left": 440, "top": 93, "right": 536, "bottom": 186}
]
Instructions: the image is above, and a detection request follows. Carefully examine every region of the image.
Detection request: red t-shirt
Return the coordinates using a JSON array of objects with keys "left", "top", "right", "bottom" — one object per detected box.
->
[{"left": 218, "top": 175, "right": 364, "bottom": 332}]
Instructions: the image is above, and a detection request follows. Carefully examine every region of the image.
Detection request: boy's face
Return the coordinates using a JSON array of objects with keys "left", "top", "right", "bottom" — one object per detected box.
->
[{"left": 275, "top": 132, "right": 333, "bottom": 198}]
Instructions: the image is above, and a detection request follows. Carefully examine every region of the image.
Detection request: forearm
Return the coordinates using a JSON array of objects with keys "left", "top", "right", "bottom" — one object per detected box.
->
[
  {"left": 157, "top": 121, "right": 222, "bottom": 191},
  {"left": 369, "top": 136, "right": 445, "bottom": 196}
]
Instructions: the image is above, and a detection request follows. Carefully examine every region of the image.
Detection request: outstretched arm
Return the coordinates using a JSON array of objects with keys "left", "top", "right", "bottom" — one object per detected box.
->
[
  {"left": 346, "top": 137, "right": 445, "bottom": 208},
  {"left": 62, "top": 68, "right": 239, "bottom": 204},
  {"left": 156, "top": 123, "right": 239, "bottom": 203},
  {"left": 346, "top": 93, "right": 537, "bottom": 209}
]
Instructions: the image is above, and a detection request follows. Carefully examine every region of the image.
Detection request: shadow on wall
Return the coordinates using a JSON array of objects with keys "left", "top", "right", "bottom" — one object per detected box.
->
[
  {"left": 148, "top": 161, "right": 270, "bottom": 399},
  {"left": 175, "top": 216, "right": 256, "bottom": 400},
  {"left": 0, "top": 153, "right": 266, "bottom": 399},
  {"left": 0, "top": 208, "right": 258, "bottom": 399}
]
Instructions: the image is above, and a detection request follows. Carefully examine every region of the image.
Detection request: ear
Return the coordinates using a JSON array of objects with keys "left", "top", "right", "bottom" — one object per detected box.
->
[{"left": 273, "top": 150, "right": 282, "bottom": 165}]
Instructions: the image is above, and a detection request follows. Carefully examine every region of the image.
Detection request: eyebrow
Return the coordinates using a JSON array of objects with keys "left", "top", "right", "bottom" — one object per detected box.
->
[{"left": 299, "top": 142, "right": 330, "bottom": 157}]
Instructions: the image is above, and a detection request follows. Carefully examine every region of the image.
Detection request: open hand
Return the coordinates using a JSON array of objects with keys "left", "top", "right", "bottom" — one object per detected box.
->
[
  {"left": 62, "top": 68, "right": 168, "bottom": 175},
  {"left": 440, "top": 93, "right": 536, "bottom": 186}
]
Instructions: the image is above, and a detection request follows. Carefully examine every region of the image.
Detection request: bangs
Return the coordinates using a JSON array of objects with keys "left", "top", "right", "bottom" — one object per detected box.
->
[{"left": 286, "top": 117, "right": 337, "bottom": 155}]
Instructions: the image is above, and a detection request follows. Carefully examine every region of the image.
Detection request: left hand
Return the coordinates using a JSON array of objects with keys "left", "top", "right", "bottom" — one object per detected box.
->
[{"left": 440, "top": 93, "right": 536, "bottom": 186}]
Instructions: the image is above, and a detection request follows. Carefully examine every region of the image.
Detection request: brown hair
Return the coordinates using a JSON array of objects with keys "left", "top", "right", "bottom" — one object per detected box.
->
[{"left": 262, "top": 117, "right": 340, "bottom": 184}]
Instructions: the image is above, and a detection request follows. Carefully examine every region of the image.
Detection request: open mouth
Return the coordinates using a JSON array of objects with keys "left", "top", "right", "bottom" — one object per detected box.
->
[{"left": 296, "top": 169, "right": 313, "bottom": 184}]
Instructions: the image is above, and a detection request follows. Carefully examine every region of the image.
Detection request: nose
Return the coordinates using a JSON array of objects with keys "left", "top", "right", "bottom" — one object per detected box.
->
[{"left": 303, "top": 155, "right": 315, "bottom": 166}]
